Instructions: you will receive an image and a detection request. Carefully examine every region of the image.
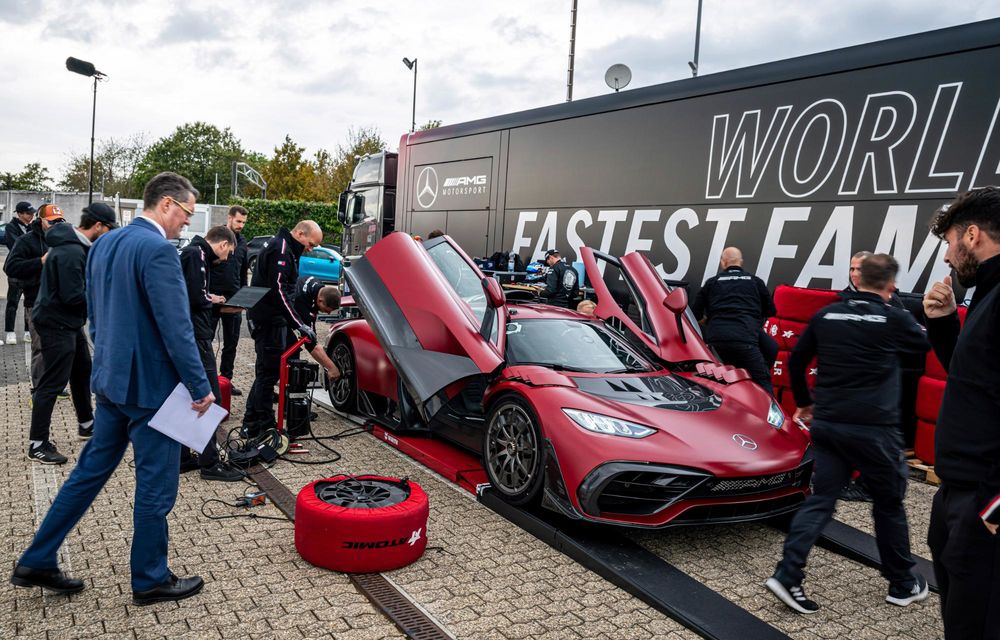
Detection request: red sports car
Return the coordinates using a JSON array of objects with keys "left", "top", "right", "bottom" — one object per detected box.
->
[{"left": 325, "top": 233, "right": 812, "bottom": 528}]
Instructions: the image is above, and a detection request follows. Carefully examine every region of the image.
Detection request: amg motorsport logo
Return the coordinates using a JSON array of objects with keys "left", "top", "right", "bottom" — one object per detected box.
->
[
  {"left": 342, "top": 528, "right": 423, "bottom": 550},
  {"left": 441, "top": 174, "right": 487, "bottom": 197},
  {"left": 416, "top": 165, "right": 488, "bottom": 208}
]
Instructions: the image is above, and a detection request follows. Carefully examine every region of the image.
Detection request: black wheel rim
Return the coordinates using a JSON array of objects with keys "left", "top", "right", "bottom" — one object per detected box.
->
[
  {"left": 315, "top": 478, "right": 409, "bottom": 509},
  {"left": 486, "top": 403, "right": 538, "bottom": 495},
  {"left": 329, "top": 343, "right": 354, "bottom": 407}
]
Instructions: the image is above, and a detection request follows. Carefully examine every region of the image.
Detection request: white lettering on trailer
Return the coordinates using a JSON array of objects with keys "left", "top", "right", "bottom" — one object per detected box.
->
[
  {"left": 530, "top": 210, "right": 559, "bottom": 262},
  {"left": 624, "top": 209, "right": 661, "bottom": 255},
  {"left": 657, "top": 207, "right": 699, "bottom": 281},
  {"left": 701, "top": 208, "right": 747, "bottom": 284},
  {"left": 969, "top": 96, "right": 1000, "bottom": 190},
  {"left": 839, "top": 91, "right": 917, "bottom": 196},
  {"left": 706, "top": 107, "right": 792, "bottom": 199},
  {"left": 905, "top": 83, "right": 964, "bottom": 193},
  {"left": 875, "top": 205, "right": 950, "bottom": 291},
  {"left": 511, "top": 210, "right": 537, "bottom": 257},
  {"left": 756, "top": 207, "right": 811, "bottom": 283},
  {"left": 794, "top": 206, "right": 854, "bottom": 289},
  {"left": 779, "top": 99, "right": 848, "bottom": 198},
  {"left": 597, "top": 210, "right": 629, "bottom": 274},
  {"left": 566, "top": 209, "right": 594, "bottom": 263}
]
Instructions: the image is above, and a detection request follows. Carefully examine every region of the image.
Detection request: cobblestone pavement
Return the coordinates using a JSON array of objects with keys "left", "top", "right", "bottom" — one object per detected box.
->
[{"left": 0, "top": 310, "right": 944, "bottom": 639}]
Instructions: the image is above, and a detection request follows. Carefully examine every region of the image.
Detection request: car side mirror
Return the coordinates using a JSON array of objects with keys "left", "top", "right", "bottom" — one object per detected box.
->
[
  {"left": 483, "top": 277, "right": 506, "bottom": 308},
  {"left": 663, "top": 287, "right": 687, "bottom": 314}
]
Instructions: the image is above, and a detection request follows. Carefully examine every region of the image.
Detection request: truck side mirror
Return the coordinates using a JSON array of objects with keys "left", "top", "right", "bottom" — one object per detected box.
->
[
  {"left": 662, "top": 287, "right": 687, "bottom": 314},
  {"left": 337, "top": 192, "right": 348, "bottom": 224}
]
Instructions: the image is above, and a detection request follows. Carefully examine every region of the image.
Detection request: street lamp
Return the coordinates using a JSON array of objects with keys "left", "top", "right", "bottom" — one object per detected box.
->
[
  {"left": 66, "top": 57, "right": 107, "bottom": 205},
  {"left": 402, "top": 57, "right": 417, "bottom": 133}
]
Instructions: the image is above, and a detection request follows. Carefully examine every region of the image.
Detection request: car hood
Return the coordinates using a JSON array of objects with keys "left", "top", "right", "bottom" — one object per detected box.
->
[{"left": 558, "top": 372, "right": 807, "bottom": 474}]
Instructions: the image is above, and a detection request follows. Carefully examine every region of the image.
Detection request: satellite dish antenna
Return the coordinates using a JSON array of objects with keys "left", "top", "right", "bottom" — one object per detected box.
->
[{"left": 605, "top": 64, "right": 632, "bottom": 92}]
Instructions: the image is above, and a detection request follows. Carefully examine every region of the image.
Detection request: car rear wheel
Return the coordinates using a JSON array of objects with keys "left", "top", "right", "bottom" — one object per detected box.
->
[
  {"left": 483, "top": 396, "right": 545, "bottom": 506},
  {"left": 328, "top": 339, "right": 356, "bottom": 413}
]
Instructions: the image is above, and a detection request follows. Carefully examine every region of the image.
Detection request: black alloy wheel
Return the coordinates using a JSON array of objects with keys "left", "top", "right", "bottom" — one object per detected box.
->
[
  {"left": 483, "top": 396, "right": 545, "bottom": 506},
  {"left": 328, "top": 340, "right": 356, "bottom": 412}
]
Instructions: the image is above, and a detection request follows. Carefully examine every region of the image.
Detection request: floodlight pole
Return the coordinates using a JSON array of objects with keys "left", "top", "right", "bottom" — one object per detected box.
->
[
  {"left": 690, "top": 0, "right": 703, "bottom": 77},
  {"left": 566, "top": 0, "right": 578, "bottom": 102},
  {"left": 88, "top": 76, "right": 97, "bottom": 205}
]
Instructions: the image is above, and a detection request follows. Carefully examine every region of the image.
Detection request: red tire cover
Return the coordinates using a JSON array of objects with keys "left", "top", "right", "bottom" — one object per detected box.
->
[
  {"left": 774, "top": 285, "right": 840, "bottom": 323},
  {"left": 915, "top": 376, "right": 946, "bottom": 423},
  {"left": 294, "top": 475, "right": 429, "bottom": 573},
  {"left": 771, "top": 350, "right": 792, "bottom": 389},
  {"left": 914, "top": 419, "right": 936, "bottom": 465},
  {"left": 218, "top": 376, "right": 231, "bottom": 421}
]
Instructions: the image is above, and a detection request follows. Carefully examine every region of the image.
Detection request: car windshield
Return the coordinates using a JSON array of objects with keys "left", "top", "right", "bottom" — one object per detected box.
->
[
  {"left": 425, "top": 241, "right": 487, "bottom": 324},
  {"left": 505, "top": 319, "right": 656, "bottom": 374}
]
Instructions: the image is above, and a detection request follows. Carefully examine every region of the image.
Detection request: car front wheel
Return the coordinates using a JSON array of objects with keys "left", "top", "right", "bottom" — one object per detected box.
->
[
  {"left": 483, "top": 396, "right": 545, "bottom": 506},
  {"left": 328, "top": 339, "right": 356, "bottom": 413}
]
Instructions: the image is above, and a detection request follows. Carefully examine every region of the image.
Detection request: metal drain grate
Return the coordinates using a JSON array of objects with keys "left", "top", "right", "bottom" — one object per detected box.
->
[
  {"left": 350, "top": 573, "right": 455, "bottom": 640},
  {"left": 248, "top": 464, "right": 297, "bottom": 520}
]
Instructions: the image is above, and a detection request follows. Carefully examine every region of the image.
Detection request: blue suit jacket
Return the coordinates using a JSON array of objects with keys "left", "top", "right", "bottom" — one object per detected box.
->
[{"left": 87, "top": 217, "right": 211, "bottom": 409}]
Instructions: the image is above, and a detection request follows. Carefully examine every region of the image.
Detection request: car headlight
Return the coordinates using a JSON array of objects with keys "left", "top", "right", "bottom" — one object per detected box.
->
[
  {"left": 767, "top": 398, "right": 785, "bottom": 429},
  {"left": 562, "top": 409, "right": 656, "bottom": 438}
]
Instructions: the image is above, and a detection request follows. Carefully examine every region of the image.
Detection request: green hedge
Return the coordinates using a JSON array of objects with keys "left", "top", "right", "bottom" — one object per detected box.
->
[{"left": 229, "top": 197, "right": 341, "bottom": 244}]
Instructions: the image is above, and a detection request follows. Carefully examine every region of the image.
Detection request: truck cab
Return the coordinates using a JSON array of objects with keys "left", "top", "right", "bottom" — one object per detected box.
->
[{"left": 337, "top": 151, "right": 398, "bottom": 261}]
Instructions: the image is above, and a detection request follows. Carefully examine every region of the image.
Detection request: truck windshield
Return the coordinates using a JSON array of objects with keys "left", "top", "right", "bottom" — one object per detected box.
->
[{"left": 505, "top": 319, "right": 655, "bottom": 374}]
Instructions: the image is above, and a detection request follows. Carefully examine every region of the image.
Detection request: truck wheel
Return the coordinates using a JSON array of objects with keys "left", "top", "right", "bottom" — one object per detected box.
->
[
  {"left": 483, "top": 395, "right": 545, "bottom": 506},
  {"left": 328, "top": 339, "right": 356, "bottom": 412},
  {"left": 294, "top": 475, "right": 429, "bottom": 573}
]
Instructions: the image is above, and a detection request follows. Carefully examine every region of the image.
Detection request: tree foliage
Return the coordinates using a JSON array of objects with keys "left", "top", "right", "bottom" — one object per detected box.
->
[
  {"left": 261, "top": 135, "right": 319, "bottom": 201},
  {"left": 59, "top": 134, "right": 150, "bottom": 198},
  {"left": 331, "top": 126, "right": 387, "bottom": 199},
  {"left": 419, "top": 119, "right": 443, "bottom": 130},
  {"left": 0, "top": 163, "right": 53, "bottom": 191},
  {"left": 134, "top": 122, "right": 246, "bottom": 204},
  {"left": 231, "top": 197, "right": 341, "bottom": 244}
]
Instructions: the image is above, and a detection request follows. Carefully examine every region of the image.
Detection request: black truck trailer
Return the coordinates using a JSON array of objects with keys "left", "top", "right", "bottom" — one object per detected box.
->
[{"left": 338, "top": 18, "right": 1000, "bottom": 294}]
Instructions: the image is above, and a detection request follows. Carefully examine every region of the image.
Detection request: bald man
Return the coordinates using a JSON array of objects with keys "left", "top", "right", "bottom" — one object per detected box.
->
[
  {"left": 691, "top": 247, "right": 777, "bottom": 394},
  {"left": 242, "top": 220, "right": 340, "bottom": 438}
]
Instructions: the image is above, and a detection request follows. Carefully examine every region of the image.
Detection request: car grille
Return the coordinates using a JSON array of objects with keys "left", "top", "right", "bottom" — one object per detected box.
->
[
  {"left": 596, "top": 470, "right": 707, "bottom": 516},
  {"left": 698, "top": 462, "right": 812, "bottom": 498}
]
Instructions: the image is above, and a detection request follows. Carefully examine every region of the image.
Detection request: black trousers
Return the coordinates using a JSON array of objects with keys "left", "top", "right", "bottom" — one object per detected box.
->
[
  {"left": 4, "top": 278, "right": 28, "bottom": 333},
  {"left": 928, "top": 484, "right": 1000, "bottom": 640},
  {"left": 194, "top": 338, "right": 222, "bottom": 467},
  {"left": 712, "top": 340, "right": 774, "bottom": 395},
  {"left": 243, "top": 322, "right": 291, "bottom": 433},
  {"left": 30, "top": 325, "right": 94, "bottom": 442},
  {"left": 776, "top": 420, "right": 916, "bottom": 588},
  {"left": 211, "top": 312, "right": 242, "bottom": 381}
]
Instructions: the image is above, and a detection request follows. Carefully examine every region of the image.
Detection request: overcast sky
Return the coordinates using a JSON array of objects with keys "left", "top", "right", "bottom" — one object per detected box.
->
[{"left": 1, "top": 0, "right": 995, "bottom": 184}]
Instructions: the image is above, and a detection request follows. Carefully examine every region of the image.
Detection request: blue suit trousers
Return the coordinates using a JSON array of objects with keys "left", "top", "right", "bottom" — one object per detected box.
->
[{"left": 19, "top": 395, "right": 181, "bottom": 591}]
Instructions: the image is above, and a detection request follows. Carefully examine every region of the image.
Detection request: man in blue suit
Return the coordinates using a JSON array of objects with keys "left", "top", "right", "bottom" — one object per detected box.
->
[{"left": 10, "top": 172, "right": 216, "bottom": 606}]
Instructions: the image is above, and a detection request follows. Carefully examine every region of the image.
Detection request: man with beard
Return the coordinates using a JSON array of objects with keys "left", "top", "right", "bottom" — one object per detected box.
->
[
  {"left": 3, "top": 201, "right": 36, "bottom": 344},
  {"left": 923, "top": 186, "right": 1000, "bottom": 639}
]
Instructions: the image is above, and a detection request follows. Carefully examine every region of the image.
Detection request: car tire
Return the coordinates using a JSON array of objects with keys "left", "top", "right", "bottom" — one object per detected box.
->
[
  {"left": 483, "top": 395, "right": 545, "bottom": 506},
  {"left": 328, "top": 338, "right": 356, "bottom": 413},
  {"left": 294, "top": 475, "right": 429, "bottom": 573}
]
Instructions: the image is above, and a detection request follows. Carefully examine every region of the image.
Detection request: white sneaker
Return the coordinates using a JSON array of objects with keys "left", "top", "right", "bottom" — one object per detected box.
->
[
  {"left": 4, "top": 332, "right": 16, "bottom": 345},
  {"left": 23, "top": 332, "right": 31, "bottom": 343}
]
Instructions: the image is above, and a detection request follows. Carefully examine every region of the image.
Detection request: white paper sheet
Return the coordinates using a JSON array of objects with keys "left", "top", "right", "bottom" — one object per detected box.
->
[{"left": 148, "top": 382, "right": 228, "bottom": 452}]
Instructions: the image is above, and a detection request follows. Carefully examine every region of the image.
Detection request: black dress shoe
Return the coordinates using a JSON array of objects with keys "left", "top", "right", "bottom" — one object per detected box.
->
[
  {"left": 231, "top": 386, "right": 243, "bottom": 396},
  {"left": 132, "top": 574, "right": 204, "bottom": 606},
  {"left": 10, "top": 563, "right": 85, "bottom": 594}
]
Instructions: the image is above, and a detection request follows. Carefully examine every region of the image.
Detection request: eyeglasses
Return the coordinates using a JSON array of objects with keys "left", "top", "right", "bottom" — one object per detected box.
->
[{"left": 170, "top": 197, "right": 195, "bottom": 219}]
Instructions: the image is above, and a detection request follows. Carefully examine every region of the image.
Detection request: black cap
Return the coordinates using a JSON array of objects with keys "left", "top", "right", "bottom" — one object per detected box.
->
[
  {"left": 544, "top": 249, "right": 561, "bottom": 259},
  {"left": 15, "top": 201, "right": 35, "bottom": 214},
  {"left": 82, "top": 202, "right": 117, "bottom": 228}
]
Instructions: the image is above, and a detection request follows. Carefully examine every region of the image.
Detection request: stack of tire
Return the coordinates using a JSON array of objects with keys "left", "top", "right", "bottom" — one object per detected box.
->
[
  {"left": 764, "top": 285, "right": 840, "bottom": 418},
  {"left": 914, "top": 307, "right": 967, "bottom": 465}
]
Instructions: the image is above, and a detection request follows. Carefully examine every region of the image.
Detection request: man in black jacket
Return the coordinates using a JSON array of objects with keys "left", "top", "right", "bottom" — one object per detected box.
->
[
  {"left": 3, "top": 201, "right": 35, "bottom": 344},
  {"left": 27, "top": 204, "right": 115, "bottom": 464},
  {"left": 242, "top": 221, "right": 339, "bottom": 438},
  {"left": 5, "top": 204, "right": 64, "bottom": 388},
  {"left": 691, "top": 247, "right": 777, "bottom": 394},
  {"left": 209, "top": 206, "right": 249, "bottom": 395},
  {"left": 923, "top": 187, "right": 1000, "bottom": 640},
  {"left": 766, "top": 254, "right": 931, "bottom": 615},
  {"left": 179, "top": 226, "right": 242, "bottom": 482},
  {"left": 538, "top": 249, "right": 579, "bottom": 308}
]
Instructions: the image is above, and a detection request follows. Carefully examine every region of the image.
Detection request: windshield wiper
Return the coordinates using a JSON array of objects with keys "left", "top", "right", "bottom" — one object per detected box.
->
[
  {"left": 513, "top": 362, "right": 593, "bottom": 373},
  {"left": 603, "top": 367, "right": 650, "bottom": 374}
]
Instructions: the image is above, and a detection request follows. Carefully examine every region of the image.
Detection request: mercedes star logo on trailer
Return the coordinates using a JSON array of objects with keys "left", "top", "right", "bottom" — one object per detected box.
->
[{"left": 416, "top": 166, "right": 438, "bottom": 209}]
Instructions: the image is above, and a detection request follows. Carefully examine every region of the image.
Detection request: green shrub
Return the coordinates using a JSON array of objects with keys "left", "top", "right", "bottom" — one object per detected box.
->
[{"left": 230, "top": 197, "right": 341, "bottom": 244}]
